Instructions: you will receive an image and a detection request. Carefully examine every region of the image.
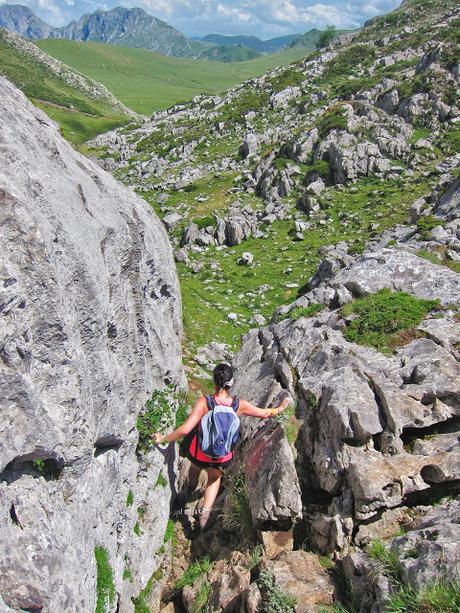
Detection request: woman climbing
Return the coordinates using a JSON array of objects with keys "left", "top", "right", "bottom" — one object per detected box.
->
[{"left": 152, "top": 363, "right": 292, "bottom": 530}]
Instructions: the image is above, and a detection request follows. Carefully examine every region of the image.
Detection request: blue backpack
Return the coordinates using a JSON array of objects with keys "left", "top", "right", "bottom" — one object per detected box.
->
[{"left": 198, "top": 395, "right": 240, "bottom": 459}]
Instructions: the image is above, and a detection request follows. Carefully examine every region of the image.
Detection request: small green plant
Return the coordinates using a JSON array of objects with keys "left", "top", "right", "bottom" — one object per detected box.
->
[
  {"left": 416, "top": 215, "right": 440, "bottom": 240},
  {"left": 175, "top": 557, "right": 211, "bottom": 590},
  {"left": 367, "top": 539, "right": 402, "bottom": 583},
  {"left": 126, "top": 490, "right": 134, "bottom": 507},
  {"left": 221, "top": 473, "right": 253, "bottom": 533},
  {"left": 319, "top": 555, "right": 335, "bottom": 570},
  {"left": 94, "top": 547, "right": 116, "bottom": 613},
  {"left": 342, "top": 289, "right": 439, "bottom": 354},
  {"left": 289, "top": 303, "right": 324, "bottom": 321},
  {"left": 137, "top": 386, "right": 187, "bottom": 453},
  {"left": 137, "top": 389, "right": 174, "bottom": 452},
  {"left": 175, "top": 398, "right": 189, "bottom": 429},
  {"left": 247, "top": 544, "right": 264, "bottom": 570},
  {"left": 137, "top": 506, "right": 147, "bottom": 521},
  {"left": 349, "top": 241, "right": 366, "bottom": 255},
  {"left": 132, "top": 568, "right": 163, "bottom": 613},
  {"left": 195, "top": 215, "right": 215, "bottom": 230},
  {"left": 32, "top": 459, "right": 46, "bottom": 474},
  {"left": 123, "top": 567, "right": 133, "bottom": 581},
  {"left": 258, "top": 570, "right": 297, "bottom": 612},
  {"left": 163, "top": 519, "right": 175, "bottom": 544},
  {"left": 193, "top": 580, "right": 212, "bottom": 613},
  {"left": 134, "top": 522, "right": 141, "bottom": 536},
  {"left": 276, "top": 303, "right": 324, "bottom": 323},
  {"left": 317, "top": 106, "right": 348, "bottom": 137},
  {"left": 155, "top": 472, "right": 168, "bottom": 488},
  {"left": 386, "top": 580, "right": 460, "bottom": 612},
  {"left": 304, "top": 159, "right": 331, "bottom": 181},
  {"left": 273, "top": 402, "right": 299, "bottom": 446}
]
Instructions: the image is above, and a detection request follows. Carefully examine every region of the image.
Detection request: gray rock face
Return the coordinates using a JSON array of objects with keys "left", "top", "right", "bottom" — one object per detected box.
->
[
  {"left": 270, "top": 86, "right": 302, "bottom": 109},
  {"left": 0, "top": 77, "right": 184, "bottom": 611}
]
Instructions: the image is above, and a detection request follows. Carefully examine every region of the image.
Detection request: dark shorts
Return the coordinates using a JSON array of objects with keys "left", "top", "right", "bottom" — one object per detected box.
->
[{"left": 188, "top": 454, "right": 232, "bottom": 472}]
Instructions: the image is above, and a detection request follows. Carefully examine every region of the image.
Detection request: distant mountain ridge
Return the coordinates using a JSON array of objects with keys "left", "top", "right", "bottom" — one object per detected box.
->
[
  {"left": 0, "top": 3, "right": 339, "bottom": 60},
  {"left": 0, "top": 4, "right": 199, "bottom": 57},
  {"left": 198, "top": 43, "right": 260, "bottom": 62},
  {"left": 201, "top": 33, "right": 301, "bottom": 54},
  {"left": 50, "top": 7, "right": 199, "bottom": 58},
  {"left": 289, "top": 27, "right": 354, "bottom": 50},
  {"left": 0, "top": 4, "right": 51, "bottom": 39}
]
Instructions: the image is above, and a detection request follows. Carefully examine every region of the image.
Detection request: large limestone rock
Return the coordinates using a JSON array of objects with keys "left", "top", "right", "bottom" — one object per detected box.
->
[{"left": 0, "top": 77, "right": 184, "bottom": 612}]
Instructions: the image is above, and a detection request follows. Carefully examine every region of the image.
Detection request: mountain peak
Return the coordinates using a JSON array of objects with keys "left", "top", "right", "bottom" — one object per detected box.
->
[{"left": 0, "top": 3, "right": 52, "bottom": 39}]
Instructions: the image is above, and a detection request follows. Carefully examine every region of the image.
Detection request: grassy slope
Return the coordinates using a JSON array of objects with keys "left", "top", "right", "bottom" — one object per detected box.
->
[
  {"left": 0, "top": 34, "right": 128, "bottom": 145},
  {"left": 36, "top": 39, "right": 309, "bottom": 115}
]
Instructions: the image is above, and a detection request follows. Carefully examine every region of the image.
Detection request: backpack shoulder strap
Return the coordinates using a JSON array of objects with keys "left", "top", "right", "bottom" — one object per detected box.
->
[
  {"left": 205, "top": 395, "right": 216, "bottom": 411},
  {"left": 231, "top": 397, "right": 240, "bottom": 412}
]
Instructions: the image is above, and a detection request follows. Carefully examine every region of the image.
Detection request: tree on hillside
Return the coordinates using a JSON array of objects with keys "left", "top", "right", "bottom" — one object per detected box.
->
[{"left": 317, "top": 25, "right": 336, "bottom": 49}]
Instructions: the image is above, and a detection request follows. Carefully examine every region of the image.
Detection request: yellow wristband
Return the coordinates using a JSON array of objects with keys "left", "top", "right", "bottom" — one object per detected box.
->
[{"left": 269, "top": 408, "right": 277, "bottom": 416}]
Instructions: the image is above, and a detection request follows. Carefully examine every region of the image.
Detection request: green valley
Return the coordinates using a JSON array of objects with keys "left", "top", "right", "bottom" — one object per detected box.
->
[{"left": 36, "top": 39, "right": 309, "bottom": 115}]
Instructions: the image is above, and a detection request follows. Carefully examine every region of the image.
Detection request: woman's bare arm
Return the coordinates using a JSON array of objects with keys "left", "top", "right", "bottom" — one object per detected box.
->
[
  {"left": 152, "top": 396, "right": 207, "bottom": 444},
  {"left": 238, "top": 396, "right": 292, "bottom": 419}
]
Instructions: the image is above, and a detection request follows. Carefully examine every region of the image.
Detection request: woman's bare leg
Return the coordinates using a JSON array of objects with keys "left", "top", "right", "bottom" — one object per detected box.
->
[
  {"left": 200, "top": 467, "right": 222, "bottom": 528},
  {"left": 186, "top": 462, "right": 201, "bottom": 494}
]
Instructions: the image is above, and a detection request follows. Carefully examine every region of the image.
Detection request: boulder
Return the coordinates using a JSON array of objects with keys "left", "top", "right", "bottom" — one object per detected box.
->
[
  {"left": 243, "top": 421, "right": 302, "bottom": 528},
  {"left": 163, "top": 211, "right": 182, "bottom": 230},
  {"left": 307, "top": 178, "right": 326, "bottom": 196},
  {"left": 270, "top": 87, "right": 302, "bottom": 110},
  {"left": 260, "top": 530, "right": 294, "bottom": 559},
  {"left": 182, "top": 222, "right": 199, "bottom": 245},
  {"left": 238, "top": 252, "right": 254, "bottom": 266},
  {"left": 241, "top": 133, "right": 259, "bottom": 158},
  {"left": 0, "top": 77, "right": 183, "bottom": 612}
]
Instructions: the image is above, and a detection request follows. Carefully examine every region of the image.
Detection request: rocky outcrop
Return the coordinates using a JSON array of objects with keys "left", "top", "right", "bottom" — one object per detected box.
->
[
  {"left": 0, "top": 77, "right": 184, "bottom": 612},
  {"left": 232, "top": 223, "right": 460, "bottom": 565}
]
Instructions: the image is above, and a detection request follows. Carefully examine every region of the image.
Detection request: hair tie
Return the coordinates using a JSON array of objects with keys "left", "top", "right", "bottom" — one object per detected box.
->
[{"left": 224, "top": 378, "right": 234, "bottom": 387}]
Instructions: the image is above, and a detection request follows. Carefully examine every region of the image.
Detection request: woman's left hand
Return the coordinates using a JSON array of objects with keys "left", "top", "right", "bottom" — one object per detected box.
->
[{"left": 151, "top": 432, "right": 165, "bottom": 444}]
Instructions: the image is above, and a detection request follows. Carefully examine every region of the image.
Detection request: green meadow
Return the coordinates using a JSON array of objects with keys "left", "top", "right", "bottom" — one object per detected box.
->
[{"left": 37, "top": 39, "right": 309, "bottom": 115}]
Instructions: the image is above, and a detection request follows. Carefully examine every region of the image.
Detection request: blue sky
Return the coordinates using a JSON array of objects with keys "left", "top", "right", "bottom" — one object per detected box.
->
[{"left": 1, "top": 0, "right": 401, "bottom": 38}]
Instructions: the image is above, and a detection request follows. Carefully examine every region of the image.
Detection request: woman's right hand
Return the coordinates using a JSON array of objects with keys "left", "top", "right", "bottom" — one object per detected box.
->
[
  {"left": 151, "top": 432, "right": 165, "bottom": 444},
  {"left": 278, "top": 397, "right": 293, "bottom": 412}
]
